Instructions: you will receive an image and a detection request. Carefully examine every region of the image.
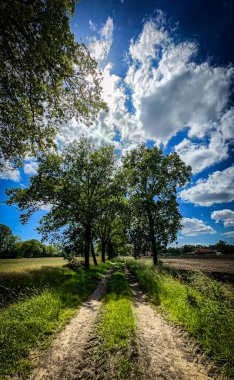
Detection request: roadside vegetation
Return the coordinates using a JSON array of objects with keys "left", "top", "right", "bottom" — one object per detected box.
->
[
  {"left": 95, "top": 265, "right": 139, "bottom": 379},
  {"left": 0, "top": 262, "right": 110, "bottom": 378},
  {"left": 125, "top": 259, "right": 234, "bottom": 378}
]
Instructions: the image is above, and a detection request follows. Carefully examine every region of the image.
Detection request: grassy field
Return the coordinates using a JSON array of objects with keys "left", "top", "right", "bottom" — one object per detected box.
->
[
  {"left": 125, "top": 259, "right": 234, "bottom": 378},
  {"left": 0, "top": 257, "right": 65, "bottom": 272},
  {"left": 0, "top": 259, "right": 110, "bottom": 378}
]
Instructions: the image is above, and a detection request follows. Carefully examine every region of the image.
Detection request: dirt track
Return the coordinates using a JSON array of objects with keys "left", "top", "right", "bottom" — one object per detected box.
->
[
  {"left": 29, "top": 271, "right": 111, "bottom": 380},
  {"left": 27, "top": 269, "right": 219, "bottom": 380},
  {"left": 129, "top": 274, "right": 218, "bottom": 380}
]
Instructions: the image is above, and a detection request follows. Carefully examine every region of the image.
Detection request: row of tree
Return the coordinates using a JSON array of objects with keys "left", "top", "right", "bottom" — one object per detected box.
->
[
  {"left": 6, "top": 139, "right": 191, "bottom": 268},
  {"left": 166, "top": 241, "right": 234, "bottom": 255},
  {"left": 0, "top": 224, "right": 58, "bottom": 258}
]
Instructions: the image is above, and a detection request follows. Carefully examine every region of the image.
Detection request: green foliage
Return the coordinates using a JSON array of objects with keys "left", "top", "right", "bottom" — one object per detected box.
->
[
  {"left": 16, "top": 240, "right": 58, "bottom": 258},
  {"left": 125, "top": 260, "right": 234, "bottom": 377},
  {"left": 16, "top": 239, "right": 43, "bottom": 258},
  {"left": 123, "top": 145, "right": 191, "bottom": 265},
  {"left": 0, "top": 224, "right": 20, "bottom": 258},
  {"left": 0, "top": 0, "right": 106, "bottom": 167},
  {"left": 213, "top": 240, "right": 234, "bottom": 255},
  {"left": 0, "top": 262, "right": 110, "bottom": 377},
  {"left": 6, "top": 139, "right": 118, "bottom": 268},
  {"left": 97, "top": 270, "right": 138, "bottom": 379}
]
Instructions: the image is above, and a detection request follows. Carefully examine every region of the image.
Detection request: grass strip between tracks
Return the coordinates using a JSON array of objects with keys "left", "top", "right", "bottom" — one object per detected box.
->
[{"left": 96, "top": 263, "right": 139, "bottom": 379}]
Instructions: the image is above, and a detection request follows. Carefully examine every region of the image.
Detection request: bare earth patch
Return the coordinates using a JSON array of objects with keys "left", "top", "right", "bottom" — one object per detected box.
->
[
  {"left": 28, "top": 270, "right": 111, "bottom": 380},
  {"left": 129, "top": 275, "right": 220, "bottom": 380},
  {"left": 161, "top": 257, "right": 234, "bottom": 274}
]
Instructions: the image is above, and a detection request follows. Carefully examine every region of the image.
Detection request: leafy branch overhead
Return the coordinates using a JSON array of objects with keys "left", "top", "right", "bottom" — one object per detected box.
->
[{"left": 0, "top": 0, "right": 107, "bottom": 168}]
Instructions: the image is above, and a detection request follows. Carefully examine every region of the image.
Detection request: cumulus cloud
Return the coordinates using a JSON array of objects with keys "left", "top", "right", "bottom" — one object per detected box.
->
[
  {"left": 181, "top": 217, "right": 216, "bottom": 236},
  {"left": 211, "top": 209, "right": 234, "bottom": 227},
  {"left": 61, "top": 11, "right": 233, "bottom": 175},
  {"left": 89, "top": 17, "right": 114, "bottom": 61},
  {"left": 125, "top": 18, "right": 233, "bottom": 146},
  {"left": 24, "top": 161, "right": 38, "bottom": 175},
  {"left": 180, "top": 166, "right": 234, "bottom": 206},
  {"left": 175, "top": 132, "right": 229, "bottom": 174},
  {"left": 0, "top": 164, "right": 20, "bottom": 182},
  {"left": 222, "top": 231, "right": 234, "bottom": 238}
]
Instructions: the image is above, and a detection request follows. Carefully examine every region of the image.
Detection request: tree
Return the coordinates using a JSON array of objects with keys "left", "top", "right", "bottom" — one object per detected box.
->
[
  {"left": 123, "top": 145, "right": 191, "bottom": 266},
  {"left": 16, "top": 239, "right": 44, "bottom": 258},
  {"left": 214, "top": 240, "right": 233, "bottom": 255},
  {"left": 93, "top": 170, "right": 127, "bottom": 262},
  {"left": 128, "top": 212, "right": 150, "bottom": 259},
  {"left": 0, "top": 224, "right": 20, "bottom": 258},
  {"left": 6, "top": 139, "right": 116, "bottom": 269},
  {"left": 0, "top": 0, "right": 106, "bottom": 168}
]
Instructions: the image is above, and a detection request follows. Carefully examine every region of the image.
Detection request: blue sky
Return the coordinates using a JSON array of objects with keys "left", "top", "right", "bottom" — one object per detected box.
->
[{"left": 1, "top": 0, "right": 234, "bottom": 245}]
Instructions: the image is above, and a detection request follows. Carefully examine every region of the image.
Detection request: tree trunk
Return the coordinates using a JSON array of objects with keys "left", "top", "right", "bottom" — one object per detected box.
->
[
  {"left": 84, "top": 223, "right": 91, "bottom": 269},
  {"left": 91, "top": 240, "right": 98, "bottom": 266},
  {"left": 101, "top": 240, "right": 106, "bottom": 263},
  {"left": 147, "top": 210, "right": 158, "bottom": 266},
  {"left": 107, "top": 240, "right": 114, "bottom": 260}
]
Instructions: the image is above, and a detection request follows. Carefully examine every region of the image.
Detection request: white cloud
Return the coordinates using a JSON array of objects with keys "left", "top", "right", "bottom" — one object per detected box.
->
[
  {"left": 24, "top": 161, "right": 38, "bottom": 175},
  {"left": 222, "top": 231, "right": 234, "bottom": 238},
  {"left": 0, "top": 165, "right": 20, "bottom": 182},
  {"left": 180, "top": 166, "right": 234, "bottom": 206},
  {"left": 211, "top": 209, "right": 234, "bottom": 227},
  {"left": 175, "top": 132, "right": 229, "bottom": 174},
  {"left": 181, "top": 217, "right": 216, "bottom": 236},
  {"left": 61, "top": 12, "right": 233, "bottom": 175},
  {"left": 123, "top": 16, "right": 234, "bottom": 159},
  {"left": 89, "top": 20, "right": 97, "bottom": 32},
  {"left": 89, "top": 17, "right": 114, "bottom": 61},
  {"left": 40, "top": 203, "right": 52, "bottom": 211}
]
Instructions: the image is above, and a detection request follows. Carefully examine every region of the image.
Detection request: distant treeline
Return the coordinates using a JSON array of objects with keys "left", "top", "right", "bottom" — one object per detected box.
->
[
  {"left": 166, "top": 241, "right": 234, "bottom": 255},
  {"left": 0, "top": 224, "right": 58, "bottom": 258}
]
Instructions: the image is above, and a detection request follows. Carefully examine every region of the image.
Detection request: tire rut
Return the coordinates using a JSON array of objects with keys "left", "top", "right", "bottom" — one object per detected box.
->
[
  {"left": 127, "top": 272, "right": 220, "bottom": 380},
  {"left": 28, "top": 269, "right": 112, "bottom": 380}
]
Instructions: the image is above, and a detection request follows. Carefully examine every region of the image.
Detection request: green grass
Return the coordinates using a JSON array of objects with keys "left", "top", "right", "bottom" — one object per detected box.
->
[
  {"left": 125, "top": 259, "right": 234, "bottom": 378},
  {"left": 0, "top": 262, "right": 110, "bottom": 378},
  {"left": 96, "top": 266, "right": 139, "bottom": 379}
]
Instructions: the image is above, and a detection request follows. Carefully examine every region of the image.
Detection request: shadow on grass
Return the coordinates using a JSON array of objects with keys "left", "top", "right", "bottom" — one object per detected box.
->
[{"left": 0, "top": 263, "right": 109, "bottom": 308}]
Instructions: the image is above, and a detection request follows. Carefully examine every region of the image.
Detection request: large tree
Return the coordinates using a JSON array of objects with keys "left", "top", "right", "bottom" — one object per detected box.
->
[
  {"left": 123, "top": 145, "right": 191, "bottom": 265},
  {"left": 0, "top": 0, "right": 105, "bottom": 168},
  {"left": 6, "top": 139, "right": 116, "bottom": 269},
  {"left": 0, "top": 224, "right": 20, "bottom": 258}
]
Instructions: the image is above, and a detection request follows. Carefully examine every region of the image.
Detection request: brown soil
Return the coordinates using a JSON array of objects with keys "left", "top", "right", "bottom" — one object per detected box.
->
[
  {"left": 161, "top": 257, "right": 234, "bottom": 274},
  {"left": 128, "top": 273, "right": 220, "bottom": 380},
  {"left": 28, "top": 270, "right": 112, "bottom": 380}
]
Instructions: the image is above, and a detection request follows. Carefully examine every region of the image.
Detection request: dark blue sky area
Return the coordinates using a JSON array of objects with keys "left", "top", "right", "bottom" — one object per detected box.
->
[{"left": 73, "top": 0, "right": 234, "bottom": 67}]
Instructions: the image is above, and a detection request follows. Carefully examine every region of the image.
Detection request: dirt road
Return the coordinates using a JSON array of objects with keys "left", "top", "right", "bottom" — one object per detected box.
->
[
  {"left": 29, "top": 271, "right": 111, "bottom": 380},
  {"left": 28, "top": 269, "right": 219, "bottom": 380},
  {"left": 128, "top": 274, "right": 218, "bottom": 380}
]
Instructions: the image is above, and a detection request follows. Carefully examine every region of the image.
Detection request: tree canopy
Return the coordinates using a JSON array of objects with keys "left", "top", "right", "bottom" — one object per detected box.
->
[
  {"left": 0, "top": 0, "right": 106, "bottom": 168},
  {"left": 0, "top": 224, "right": 20, "bottom": 258},
  {"left": 6, "top": 142, "right": 192, "bottom": 267},
  {"left": 7, "top": 138, "right": 118, "bottom": 268},
  {"left": 123, "top": 145, "right": 191, "bottom": 265}
]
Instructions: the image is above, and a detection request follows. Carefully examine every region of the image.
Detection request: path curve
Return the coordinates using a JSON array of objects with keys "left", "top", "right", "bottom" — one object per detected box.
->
[
  {"left": 128, "top": 273, "right": 219, "bottom": 380},
  {"left": 29, "top": 270, "right": 111, "bottom": 380}
]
